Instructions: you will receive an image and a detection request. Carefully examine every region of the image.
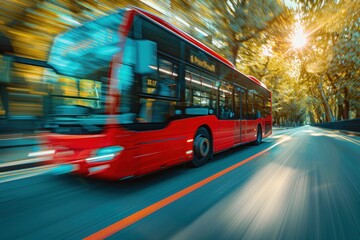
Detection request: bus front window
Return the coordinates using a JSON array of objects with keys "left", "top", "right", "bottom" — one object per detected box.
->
[
  {"left": 47, "top": 11, "right": 125, "bottom": 116},
  {"left": 44, "top": 11, "right": 125, "bottom": 134}
]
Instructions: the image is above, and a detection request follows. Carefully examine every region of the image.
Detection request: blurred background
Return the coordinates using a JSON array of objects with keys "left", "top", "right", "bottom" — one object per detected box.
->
[{"left": 0, "top": 0, "right": 359, "bottom": 134}]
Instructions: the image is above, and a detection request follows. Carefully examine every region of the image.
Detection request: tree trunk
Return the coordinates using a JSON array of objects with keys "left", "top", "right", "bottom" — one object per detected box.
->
[
  {"left": 326, "top": 73, "right": 340, "bottom": 120},
  {"left": 308, "top": 110, "right": 315, "bottom": 124},
  {"left": 230, "top": 44, "right": 239, "bottom": 66},
  {"left": 318, "top": 82, "right": 333, "bottom": 122},
  {"left": 337, "top": 103, "right": 344, "bottom": 120},
  {"left": 356, "top": 104, "right": 360, "bottom": 118},
  {"left": 313, "top": 104, "right": 322, "bottom": 123},
  {"left": 343, "top": 87, "right": 349, "bottom": 119}
]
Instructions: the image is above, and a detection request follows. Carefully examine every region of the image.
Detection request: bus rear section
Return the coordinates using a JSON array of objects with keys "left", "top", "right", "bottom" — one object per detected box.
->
[{"left": 40, "top": 7, "right": 272, "bottom": 180}]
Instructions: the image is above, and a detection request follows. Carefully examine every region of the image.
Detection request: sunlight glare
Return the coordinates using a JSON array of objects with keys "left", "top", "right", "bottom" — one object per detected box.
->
[
  {"left": 292, "top": 27, "right": 307, "bottom": 49},
  {"left": 262, "top": 45, "right": 273, "bottom": 57}
]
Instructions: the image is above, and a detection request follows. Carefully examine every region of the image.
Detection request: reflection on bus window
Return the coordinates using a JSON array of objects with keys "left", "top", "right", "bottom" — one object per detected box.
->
[
  {"left": 50, "top": 75, "right": 103, "bottom": 110},
  {"left": 49, "top": 12, "right": 124, "bottom": 78},
  {"left": 82, "top": 80, "right": 100, "bottom": 108}
]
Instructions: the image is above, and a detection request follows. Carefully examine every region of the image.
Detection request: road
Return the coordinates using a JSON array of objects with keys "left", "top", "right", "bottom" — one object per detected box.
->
[{"left": 0, "top": 126, "right": 359, "bottom": 239}]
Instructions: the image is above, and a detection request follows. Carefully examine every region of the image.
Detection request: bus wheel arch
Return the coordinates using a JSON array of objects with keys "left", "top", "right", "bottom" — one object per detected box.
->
[{"left": 190, "top": 126, "right": 213, "bottom": 167}]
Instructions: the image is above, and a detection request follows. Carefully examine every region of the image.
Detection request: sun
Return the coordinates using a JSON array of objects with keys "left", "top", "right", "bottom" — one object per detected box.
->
[{"left": 292, "top": 28, "right": 307, "bottom": 49}]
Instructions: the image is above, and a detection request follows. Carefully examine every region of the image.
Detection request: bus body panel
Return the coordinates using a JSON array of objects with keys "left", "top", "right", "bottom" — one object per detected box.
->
[
  {"left": 246, "top": 120, "right": 257, "bottom": 141},
  {"left": 134, "top": 120, "right": 188, "bottom": 175},
  {"left": 46, "top": 115, "right": 269, "bottom": 180},
  {"left": 264, "top": 114, "right": 273, "bottom": 138},
  {"left": 215, "top": 120, "right": 236, "bottom": 152},
  {"left": 234, "top": 120, "right": 241, "bottom": 144}
]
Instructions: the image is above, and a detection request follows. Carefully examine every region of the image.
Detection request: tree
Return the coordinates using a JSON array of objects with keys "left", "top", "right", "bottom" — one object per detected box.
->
[
  {"left": 328, "top": 16, "right": 360, "bottom": 119},
  {"left": 196, "top": 0, "right": 284, "bottom": 65},
  {"left": 294, "top": 0, "right": 360, "bottom": 122}
]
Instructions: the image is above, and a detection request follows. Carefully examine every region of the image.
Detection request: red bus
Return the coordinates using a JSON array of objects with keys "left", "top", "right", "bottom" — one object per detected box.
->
[{"left": 40, "top": 7, "right": 272, "bottom": 180}]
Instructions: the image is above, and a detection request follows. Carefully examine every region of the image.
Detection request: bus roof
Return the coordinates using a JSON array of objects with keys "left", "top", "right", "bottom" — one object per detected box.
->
[
  {"left": 247, "top": 75, "right": 268, "bottom": 89},
  {"left": 131, "top": 7, "right": 269, "bottom": 91}
]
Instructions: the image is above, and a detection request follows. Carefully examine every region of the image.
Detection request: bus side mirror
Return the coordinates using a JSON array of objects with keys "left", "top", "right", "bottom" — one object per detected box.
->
[{"left": 135, "top": 40, "right": 157, "bottom": 75}]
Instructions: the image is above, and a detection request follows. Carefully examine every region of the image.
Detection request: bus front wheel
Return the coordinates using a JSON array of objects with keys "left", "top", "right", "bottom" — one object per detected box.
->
[{"left": 191, "top": 127, "right": 212, "bottom": 167}]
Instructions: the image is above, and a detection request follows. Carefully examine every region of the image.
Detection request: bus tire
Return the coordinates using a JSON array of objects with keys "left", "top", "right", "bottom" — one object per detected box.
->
[
  {"left": 254, "top": 125, "right": 262, "bottom": 146},
  {"left": 191, "top": 127, "right": 212, "bottom": 167}
]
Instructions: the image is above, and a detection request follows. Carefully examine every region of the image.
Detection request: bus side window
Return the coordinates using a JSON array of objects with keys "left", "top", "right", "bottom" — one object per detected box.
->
[
  {"left": 138, "top": 98, "right": 175, "bottom": 123},
  {"left": 141, "top": 58, "right": 178, "bottom": 98},
  {"left": 158, "top": 59, "right": 178, "bottom": 98},
  {"left": 265, "top": 99, "right": 271, "bottom": 117},
  {"left": 219, "top": 82, "right": 234, "bottom": 119},
  {"left": 185, "top": 66, "right": 217, "bottom": 109},
  {"left": 152, "top": 98, "right": 171, "bottom": 122},
  {"left": 247, "top": 91, "right": 254, "bottom": 119},
  {"left": 254, "top": 94, "right": 262, "bottom": 119}
]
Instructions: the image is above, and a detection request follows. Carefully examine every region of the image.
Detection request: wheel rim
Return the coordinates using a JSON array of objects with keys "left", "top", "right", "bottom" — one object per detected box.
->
[{"left": 195, "top": 135, "right": 210, "bottom": 157}]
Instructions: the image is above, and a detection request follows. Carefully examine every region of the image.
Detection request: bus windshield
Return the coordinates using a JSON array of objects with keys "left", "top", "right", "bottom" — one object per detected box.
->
[{"left": 46, "top": 10, "right": 125, "bottom": 115}]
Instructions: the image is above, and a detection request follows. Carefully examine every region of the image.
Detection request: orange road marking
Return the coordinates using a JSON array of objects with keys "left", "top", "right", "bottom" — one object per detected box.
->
[{"left": 85, "top": 131, "right": 299, "bottom": 240}]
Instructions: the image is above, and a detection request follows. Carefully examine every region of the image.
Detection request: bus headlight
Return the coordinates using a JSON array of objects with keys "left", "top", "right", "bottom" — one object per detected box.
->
[
  {"left": 28, "top": 149, "right": 56, "bottom": 157},
  {"left": 86, "top": 146, "right": 124, "bottom": 163}
]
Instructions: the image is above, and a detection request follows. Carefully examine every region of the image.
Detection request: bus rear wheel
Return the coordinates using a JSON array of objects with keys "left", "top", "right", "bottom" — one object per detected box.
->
[
  {"left": 191, "top": 127, "right": 212, "bottom": 167},
  {"left": 254, "top": 125, "right": 262, "bottom": 146}
]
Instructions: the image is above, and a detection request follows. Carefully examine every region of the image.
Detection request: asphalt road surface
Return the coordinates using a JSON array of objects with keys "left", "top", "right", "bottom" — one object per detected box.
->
[{"left": 0, "top": 126, "right": 359, "bottom": 239}]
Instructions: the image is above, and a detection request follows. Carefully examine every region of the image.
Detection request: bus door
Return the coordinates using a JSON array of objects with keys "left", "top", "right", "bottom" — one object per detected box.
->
[
  {"left": 234, "top": 87, "right": 242, "bottom": 144},
  {"left": 217, "top": 82, "right": 235, "bottom": 149},
  {"left": 240, "top": 88, "right": 249, "bottom": 142},
  {"left": 245, "top": 90, "right": 256, "bottom": 141}
]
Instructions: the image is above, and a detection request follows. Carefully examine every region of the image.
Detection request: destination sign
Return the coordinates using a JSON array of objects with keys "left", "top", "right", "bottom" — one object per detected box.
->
[{"left": 190, "top": 50, "right": 216, "bottom": 73}]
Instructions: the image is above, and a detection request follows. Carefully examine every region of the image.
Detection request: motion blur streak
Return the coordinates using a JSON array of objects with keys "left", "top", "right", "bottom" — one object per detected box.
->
[
  {"left": 0, "top": 165, "right": 54, "bottom": 184},
  {"left": 322, "top": 130, "right": 360, "bottom": 146},
  {"left": 173, "top": 164, "right": 308, "bottom": 239},
  {"left": 170, "top": 128, "right": 360, "bottom": 240},
  {"left": 310, "top": 131, "right": 360, "bottom": 146},
  {"left": 1, "top": 127, "right": 359, "bottom": 239},
  {"left": 85, "top": 131, "right": 299, "bottom": 239}
]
